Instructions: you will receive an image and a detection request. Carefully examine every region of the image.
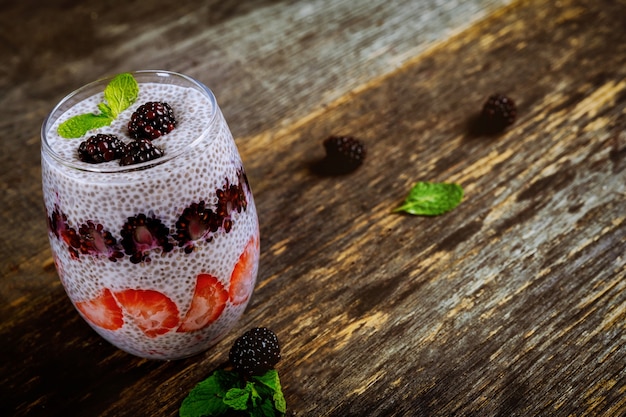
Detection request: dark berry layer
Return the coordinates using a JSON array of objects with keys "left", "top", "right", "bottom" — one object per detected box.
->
[
  {"left": 174, "top": 201, "right": 221, "bottom": 253},
  {"left": 47, "top": 169, "right": 251, "bottom": 263},
  {"left": 78, "top": 221, "right": 124, "bottom": 262},
  {"left": 121, "top": 213, "right": 174, "bottom": 264},
  {"left": 47, "top": 205, "right": 81, "bottom": 259}
]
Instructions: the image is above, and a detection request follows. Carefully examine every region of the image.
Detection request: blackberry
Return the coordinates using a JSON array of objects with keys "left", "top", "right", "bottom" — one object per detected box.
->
[
  {"left": 128, "top": 101, "right": 177, "bottom": 140},
  {"left": 481, "top": 94, "right": 517, "bottom": 132},
  {"left": 237, "top": 168, "right": 251, "bottom": 200},
  {"left": 216, "top": 180, "right": 247, "bottom": 233},
  {"left": 78, "top": 221, "right": 124, "bottom": 262},
  {"left": 120, "top": 213, "right": 173, "bottom": 264},
  {"left": 229, "top": 327, "right": 281, "bottom": 376},
  {"left": 321, "top": 136, "right": 366, "bottom": 174},
  {"left": 174, "top": 201, "right": 221, "bottom": 253},
  {"left": 47, "top": 206, "right": 68, "bottom": 239},
  {"left": 119, "top": 138, "right": 164, "bottom": 166},
  {"left": 78, "top": 134, "right": 126, "bottom": 163},
  {"left": 47, "top": 206, "right": 81, "bottom": 259}
]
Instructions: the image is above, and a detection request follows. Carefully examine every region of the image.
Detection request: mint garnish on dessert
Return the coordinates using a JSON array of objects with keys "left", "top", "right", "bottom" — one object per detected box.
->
[
  {"left": 58, "top": 72, "right": 139, "bottom": 138},
  {"left": 394, "top": 181, "right": 464, "bottom": 216}
]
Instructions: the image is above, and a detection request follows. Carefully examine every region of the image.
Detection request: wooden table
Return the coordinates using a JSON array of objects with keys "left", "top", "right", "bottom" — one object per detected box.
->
[{"left": 2, "top": 0, "right": 625, "bottom": 415}]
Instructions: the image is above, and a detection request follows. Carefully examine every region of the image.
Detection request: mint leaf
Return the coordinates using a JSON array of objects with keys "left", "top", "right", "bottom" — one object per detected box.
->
[
  {"left": 253, "top": 399, "right": 280, "bottom": 417},
  {"left": 223, "top": 388, "right": 249, "bottom": 411},
  {"left": 224, "top": 382, "right": 259, "bottom": 411},
  {"left": 181, "top": 369, "right": 286, "bottom": 417},
  {"left": 394, "top": 181, "right": 463, "bottom": 216},
  {"left": 97, "top": 102, "right": 115, "bottom": 119},
  {"left": 248, "top": 383, "right": 262, "bottom": 408},
  {"left": 214, "top": 369, "right": 242, "bottom": 389},
  {"left": 251, "top": 370, "right": 286, "bottom": 413},
  {"left": 179, "top": 373, "right": 230, "bottom": 417},
  {"left": 104, "top": 72, "right": 139, "bottom": 117},
  {"left": 57, "top": 113, "right": 113, "bottom": 139},
  {"left": 56, "top": 72, "right": 138, "bottom": 139},
  {"left": 273, "top": 389, "right": 286, "bottom": 414}
]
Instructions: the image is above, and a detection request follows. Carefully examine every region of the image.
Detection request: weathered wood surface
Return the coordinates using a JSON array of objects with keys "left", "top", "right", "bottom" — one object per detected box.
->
[{"left": 1, "top": 0, "right": 626, "bottom": 416}]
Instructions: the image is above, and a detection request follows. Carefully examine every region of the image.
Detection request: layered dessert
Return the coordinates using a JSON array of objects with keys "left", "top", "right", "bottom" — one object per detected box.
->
[{"left": 41, "top": 71, "right": 259, "bottom": 360}]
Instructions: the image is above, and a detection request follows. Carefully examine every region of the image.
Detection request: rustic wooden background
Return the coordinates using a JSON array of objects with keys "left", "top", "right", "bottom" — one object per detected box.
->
[{"left": 1, "top": 0, "right": 625, "bottom": 416}]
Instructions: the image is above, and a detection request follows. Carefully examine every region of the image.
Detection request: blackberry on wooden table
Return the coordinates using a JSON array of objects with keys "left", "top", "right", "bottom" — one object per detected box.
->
[
  {"left": 229, "top": 327, "right": 281, "bottom": 376},
  {"left": 315, "top": 135, "right": 366, "bottom": 175},
  {"left": 481, "top": 93, "right": 517, "bottom": 132}
]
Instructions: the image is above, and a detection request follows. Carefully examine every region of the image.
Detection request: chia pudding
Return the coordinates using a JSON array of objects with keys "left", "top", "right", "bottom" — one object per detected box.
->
[{"left": 41, "top": 71, "right": 260, "bottom": 360}]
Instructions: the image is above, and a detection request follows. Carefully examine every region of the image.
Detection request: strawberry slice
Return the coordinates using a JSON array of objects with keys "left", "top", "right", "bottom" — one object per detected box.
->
[
  {"left": 228, "top": 235, "right": 259, "bottom": 306},
  {"left": 113, "top": 289, "right": 179, "bottom": 338},
  {"left": 75, "top": 288, "right": 124, "bottom": 331},
  {"left": 177, "top": 274, "right": 228, "bottom": 332}
]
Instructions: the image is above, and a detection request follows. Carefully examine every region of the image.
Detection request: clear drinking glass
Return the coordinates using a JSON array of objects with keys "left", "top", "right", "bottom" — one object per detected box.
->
[{"left": 41, "top": 70, "right": 259, "bottom": 360}]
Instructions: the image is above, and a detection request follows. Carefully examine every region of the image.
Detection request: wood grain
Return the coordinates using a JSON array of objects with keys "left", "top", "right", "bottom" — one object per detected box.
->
[{"left": 1, "top": 0, "right": 625, "bottom": 416}]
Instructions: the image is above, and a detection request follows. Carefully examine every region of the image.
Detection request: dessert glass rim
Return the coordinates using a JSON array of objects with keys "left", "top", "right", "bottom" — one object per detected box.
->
[{"left": 41, "top": 70, "right": 218, "bottom": 174}]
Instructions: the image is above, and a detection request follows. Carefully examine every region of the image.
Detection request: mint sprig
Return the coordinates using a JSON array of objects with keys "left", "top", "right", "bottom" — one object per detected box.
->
[
  {"left": 394, "top": 181, "right": 464, "bottom": 216},
  {"left": 57, "top": 72, "right": 139, "bottom": 138},
  {"left": 104, "top": 72, "right": 139, "bottom": 116},
  {"left": 180, "top": 369, "right": 286, "bottom": 417}
]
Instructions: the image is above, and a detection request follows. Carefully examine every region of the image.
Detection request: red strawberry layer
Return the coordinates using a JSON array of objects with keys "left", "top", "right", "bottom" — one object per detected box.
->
[
  {"left": 228, "top": 235, "right": 259, "bottom": 306},
  {"left": 113, "top": 289, "right": 180, "bottom": 338},
  {"left": 75, "top": 288, "right": 124, "bottom": 331},
  {"left": 178, "top": 274, "right": 228, "bottom": 332}
]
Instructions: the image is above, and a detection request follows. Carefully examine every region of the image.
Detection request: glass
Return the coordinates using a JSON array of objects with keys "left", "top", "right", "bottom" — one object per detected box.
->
[{"left": 41, "top": 71, "right": 259, "bottom": 360}]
